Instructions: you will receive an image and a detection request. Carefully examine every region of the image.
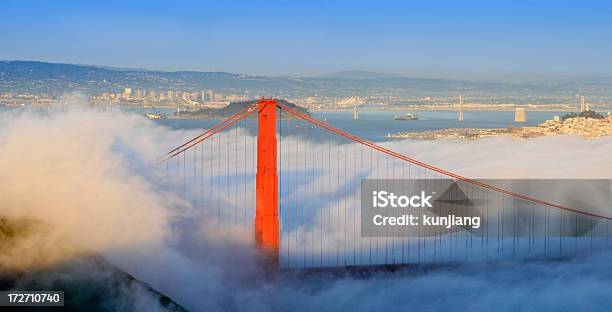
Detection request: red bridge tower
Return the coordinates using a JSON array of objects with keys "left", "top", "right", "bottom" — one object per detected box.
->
[{"left": 255, "top": 98, "right": 279, "bottom": 260}]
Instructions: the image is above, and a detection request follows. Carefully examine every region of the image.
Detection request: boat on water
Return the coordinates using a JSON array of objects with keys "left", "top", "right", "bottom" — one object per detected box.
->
[
  {"left": 144, "top": 113, "right": 164, "bottom": 119},
  {"left": 393, "top": 113, "right": 418, "bottom": 120}
]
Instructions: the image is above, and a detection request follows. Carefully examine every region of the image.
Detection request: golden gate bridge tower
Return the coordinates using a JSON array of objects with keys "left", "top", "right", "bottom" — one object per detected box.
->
[{"left": 254, "top": 98, "right": 280, "bottom": 260}]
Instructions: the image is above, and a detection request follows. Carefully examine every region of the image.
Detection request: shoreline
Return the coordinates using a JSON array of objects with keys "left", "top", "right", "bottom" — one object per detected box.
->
[{"left": 387, "top": 116, "right": 612, "bottom": 140}]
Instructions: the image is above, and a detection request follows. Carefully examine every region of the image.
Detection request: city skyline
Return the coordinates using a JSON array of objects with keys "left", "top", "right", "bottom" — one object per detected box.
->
[{"left": 2, "top": 0, "right": 612, "bottom": 81}]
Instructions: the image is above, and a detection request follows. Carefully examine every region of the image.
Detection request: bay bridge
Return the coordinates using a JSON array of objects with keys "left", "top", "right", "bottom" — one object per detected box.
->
[{"left": 158, "top": 98, "right": 612, "bottom": 270}]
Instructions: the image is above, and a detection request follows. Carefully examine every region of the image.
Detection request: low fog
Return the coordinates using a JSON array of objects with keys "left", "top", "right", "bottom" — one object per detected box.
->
[{"left": 1, "top": 97, "right": 612, "bottom": 311}]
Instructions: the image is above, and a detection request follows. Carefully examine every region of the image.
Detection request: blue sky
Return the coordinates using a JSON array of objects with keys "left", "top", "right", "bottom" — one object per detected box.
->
[{"left": 1, "top": 0, "right": 611, "bottom": 81}]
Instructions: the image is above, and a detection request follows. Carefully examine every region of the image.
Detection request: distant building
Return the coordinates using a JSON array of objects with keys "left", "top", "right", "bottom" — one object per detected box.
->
[
  {"left": 213, "top": 92, "right": 224, "bottom": 101},
  {"left": 458, "top": 94, "right": 464, "bottom": 122},
  {"left": 135, "top": 89, "right": 143, "bottom": 98},
  {"left": 206, "top": 90, "right": 214, "bottom": 101},
  {"left": 514, "top": 107, "right": 527, "bottom": 122},
  {"left": 303, "top": 96, "right": 317, "bottom": 105},
  {"left": 336, "top": 96, "right": 365, "bottom": 108},
  {"left": 224, "top": 94, "right": 240, "bottom": 101},
  {"left": 123, "top": 88, "right": 132, "bottom": 99},
  {"left": 580, "top": 95, "right": 586, "bottom": 112}
]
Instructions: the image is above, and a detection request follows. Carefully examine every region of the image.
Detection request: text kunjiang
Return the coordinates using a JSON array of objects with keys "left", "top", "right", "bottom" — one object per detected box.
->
[{"left": 372, "top": 214, "right": 481, "bottom": 229}]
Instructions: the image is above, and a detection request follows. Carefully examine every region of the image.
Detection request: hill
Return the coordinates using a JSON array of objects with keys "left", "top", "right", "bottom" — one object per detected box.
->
[
  {"left": 2, "top": 60, "right": 612, "bottom": 97},
  {"left": 0, "top": 217, "right": 187, "bottom": 311},
  {"left": 177, "top": 99, "right": 309, "bottom": 119},
  {"left": 314, "top": 70, "right": 404, "bottom": 80}
]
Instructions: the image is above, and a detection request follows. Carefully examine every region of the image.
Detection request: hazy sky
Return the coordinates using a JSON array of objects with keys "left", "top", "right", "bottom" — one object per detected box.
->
[{"left": 1, "top": 0, "right": 611, "bottom": 81}]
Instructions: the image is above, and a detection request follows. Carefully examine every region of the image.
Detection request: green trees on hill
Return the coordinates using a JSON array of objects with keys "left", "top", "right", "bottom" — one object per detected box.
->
[{"left": 562, "top": 110, "right": 605, "bottom": 120}]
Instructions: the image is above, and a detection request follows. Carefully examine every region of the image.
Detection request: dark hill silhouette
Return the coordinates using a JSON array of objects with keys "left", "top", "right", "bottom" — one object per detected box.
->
[{"left": 177, "top": 99, "right": 309, "bottom": 119}]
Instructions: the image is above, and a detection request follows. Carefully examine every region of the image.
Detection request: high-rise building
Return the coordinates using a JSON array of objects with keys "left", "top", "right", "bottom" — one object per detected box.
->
[
  {"left": 123, "top": 88, "right": 132, "bottom": 99},
  {"left": 580, "top": 95, "right": 586, "bottom": 112},
  {"left": 458, "top": 95, "right": 464, "bottom": 122},
  {"left": 167, "top": 90, "right": 174, "bottom": 99},
  {"left": 135, "top": 89, "right": 143, "bottom": 99},
  {"left": 514, "top": 107, "right": 527, "bottom": 122},
  {"left": 206, "top": 90, "right": 214, "bottom": 101}
]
